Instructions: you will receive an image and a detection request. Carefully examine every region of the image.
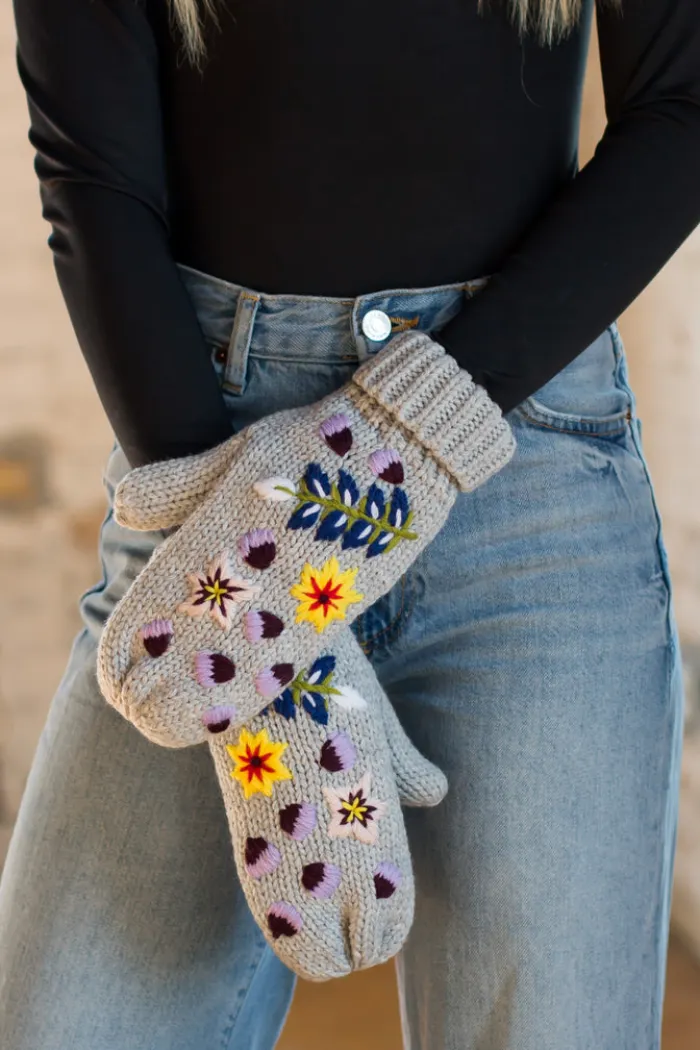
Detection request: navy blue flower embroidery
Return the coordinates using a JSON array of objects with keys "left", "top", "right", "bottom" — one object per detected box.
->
[
  {"left": 285, "top": 464, "right": 417, "bottom": 558},
  {"left": 272, "top": 654, "right": 340, "bottom": 726}
]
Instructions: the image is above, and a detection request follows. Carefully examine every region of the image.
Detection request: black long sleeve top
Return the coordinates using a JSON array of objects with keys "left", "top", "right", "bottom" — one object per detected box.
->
[{"left": 12, "top": 0, "right": 700, "bottom": 467}]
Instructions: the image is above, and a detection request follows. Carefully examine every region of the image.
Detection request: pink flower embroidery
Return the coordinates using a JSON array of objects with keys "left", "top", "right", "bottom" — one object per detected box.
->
[
  {"left": 323, "top": 772, "right": 387, "bottom": 845},
  {"left": 178, "top": 553, "right": 260, "bottom": 631}
]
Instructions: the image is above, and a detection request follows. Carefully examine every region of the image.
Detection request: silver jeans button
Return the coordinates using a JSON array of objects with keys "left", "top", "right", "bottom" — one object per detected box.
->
[{"left": 361, "top": 309, "right": 392, "bottom": 342}]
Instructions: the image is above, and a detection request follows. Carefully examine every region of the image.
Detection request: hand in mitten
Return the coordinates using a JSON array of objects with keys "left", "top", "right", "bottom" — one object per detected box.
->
[
  {"left": 97, "top": 331, "right": 516, "bottom": 746},
  {"left": 208, "top": 628, "right": 447, "bottom": 980}
]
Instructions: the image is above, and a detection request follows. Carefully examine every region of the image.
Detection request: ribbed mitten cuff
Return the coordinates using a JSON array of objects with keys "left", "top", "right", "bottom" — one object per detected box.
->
[{"left": 351, "top": 331, "right": 517, "bottom": 492}]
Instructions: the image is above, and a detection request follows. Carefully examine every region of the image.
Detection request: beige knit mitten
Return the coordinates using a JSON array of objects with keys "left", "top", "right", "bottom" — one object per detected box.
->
[
  {"left": 209, "top": 627, "right": 447, "bottom": 980},
  {"left": 96, "top": 330, "right": 516, "bottom": 745}
]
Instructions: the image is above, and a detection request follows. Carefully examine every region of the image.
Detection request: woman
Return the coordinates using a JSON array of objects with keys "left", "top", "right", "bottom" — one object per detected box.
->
[{"left": 1, "top": 0, "right": 697, "bottom": 1046}]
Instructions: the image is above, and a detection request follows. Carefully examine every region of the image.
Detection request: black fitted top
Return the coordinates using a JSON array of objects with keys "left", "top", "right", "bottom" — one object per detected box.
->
[{"left": 12, "top": 0, "right": 700, "bottom": 466}]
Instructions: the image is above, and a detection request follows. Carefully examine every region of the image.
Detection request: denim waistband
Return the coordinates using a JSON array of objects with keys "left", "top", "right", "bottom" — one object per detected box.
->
[{"left": 177, "top": 262, "right": 490, "bottom": 395}]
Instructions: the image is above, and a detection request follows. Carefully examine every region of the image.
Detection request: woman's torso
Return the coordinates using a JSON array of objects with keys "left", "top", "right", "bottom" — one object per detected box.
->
[{"left": 147, "top": 0, "right": 593, "bottom": 295}]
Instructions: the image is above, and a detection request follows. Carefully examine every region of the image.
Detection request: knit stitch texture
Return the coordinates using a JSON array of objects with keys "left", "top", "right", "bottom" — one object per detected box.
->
[
  {"left": 96, "top": 331, "right": 516, "bottom": 746},
  {"left": 208, "top": 627, "right": 448, "bottom": 980}
]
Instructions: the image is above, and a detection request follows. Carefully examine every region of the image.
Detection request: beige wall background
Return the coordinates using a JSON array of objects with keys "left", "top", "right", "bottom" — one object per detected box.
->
[{"left": 2, "top": 8, "right": 700, "bottom": 958}]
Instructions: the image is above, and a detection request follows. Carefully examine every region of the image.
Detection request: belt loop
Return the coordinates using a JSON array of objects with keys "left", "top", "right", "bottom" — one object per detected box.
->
[
  {"left": 351, "top": 297, "right": 376, "bottom": 363},
  {"left": 223, "top": 290, "right": 261, "bottom": 395}
]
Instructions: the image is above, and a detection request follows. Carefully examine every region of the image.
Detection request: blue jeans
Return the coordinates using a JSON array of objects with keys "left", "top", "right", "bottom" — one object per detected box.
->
[{"left": 0, "top": 264, "right": 684, "bottom": 1050}]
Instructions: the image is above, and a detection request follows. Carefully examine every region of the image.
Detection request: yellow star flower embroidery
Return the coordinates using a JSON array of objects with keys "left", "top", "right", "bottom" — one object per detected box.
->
[
  {"left": 227, "top": 728, "right": 293, "bottom": 799},
  {"left": 290, "top": 556, "right": 363, "bottom": 633}
]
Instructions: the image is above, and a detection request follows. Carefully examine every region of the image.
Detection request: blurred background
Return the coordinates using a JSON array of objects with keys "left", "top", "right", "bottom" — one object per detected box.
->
[{"left": 1, "top": 7, "right": 699, "bottom": 1047}]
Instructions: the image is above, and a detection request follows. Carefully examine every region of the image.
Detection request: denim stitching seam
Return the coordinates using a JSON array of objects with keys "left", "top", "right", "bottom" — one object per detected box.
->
[
  {"left": 218, "top": 933, "right": 269, "bottom": 1050},
  {"left": 357, "top": 574, "right": 419, "bottom": 652},
  {"left": 644, "top": 605, "right": 683, "bottom": 1049},
  {"left": 609, "top": 321, "right": 679, "bottom": 1049},
  {"left": 608, "top": 323, "right": 681, "bottom": 1048},
  {"left": 514, "top": 404, "right": 631, "bottom": 437}
]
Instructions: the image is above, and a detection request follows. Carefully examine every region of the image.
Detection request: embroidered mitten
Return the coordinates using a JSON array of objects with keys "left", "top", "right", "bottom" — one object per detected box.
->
[
  {"left": 97, "top": 330, "right": 516, "bottom": 745},
  {"left": 208, "top": 627, "right": 447, "bottom": 980}
]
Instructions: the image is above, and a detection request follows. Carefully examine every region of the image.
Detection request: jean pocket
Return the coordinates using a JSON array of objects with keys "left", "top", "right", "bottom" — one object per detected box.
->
[
  {"left": 218, "top": 353, "right": 357, "bottom": 429},
  {"left": 511, "top": 324, "right": 633, "bottom": 438}
]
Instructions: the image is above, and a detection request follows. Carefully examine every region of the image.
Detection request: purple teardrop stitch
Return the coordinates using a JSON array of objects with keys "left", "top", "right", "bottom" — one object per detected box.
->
[
  {"left": 244, "top": 610, "right": 285, "bottom": 643},
  {"left": 374, "top": 861, "right": 402, "bottom": 899},
  {"left": 319, "top": 731, "right": 357, "bottom": 773},
  {"left": 245, "top": 837, "right": 282, "bottom": 879},
  {"left": 318, "top": 413, "right": 353, "bottom": 456},
  {"left": 238, "top": 528, "right": 277, "bottom": 570},
  {"left": 256, "top": 663, "right": 295, "bottom": 698},
  {"left": 140, "top": 619, "right": 173, "bottom": 658},
  {"left": 194, "top": 651, "right": 236, "bottom": 687},
  {"left": 279, "top": 802, "right": 317, "bottom": 840},
  {"left": 301, "top": 862, "right": 342, "bottom": 899},
  {"left": 201, "top": 704, "right": 237, "bottom": 733},
  {"left": 368, "top": 448, "right": 405, "bottom": 485},
  {"left": 267, "top": 901, "right": 303, "bottom": 939}
]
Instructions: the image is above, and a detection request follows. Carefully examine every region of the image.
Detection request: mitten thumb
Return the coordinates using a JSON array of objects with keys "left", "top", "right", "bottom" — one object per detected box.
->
[
  {"left": 377, "top": 689, "right": 448, "bottom": 807},
  {"left": 114, "top": 431, "right": 245, "bottom": 531}
]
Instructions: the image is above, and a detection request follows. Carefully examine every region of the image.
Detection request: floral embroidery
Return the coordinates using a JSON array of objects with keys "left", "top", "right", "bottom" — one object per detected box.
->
[
  {"left": 267, "top": 901, "right": 303, "bottom": 939},
  {"left": 194, "top": 651, "right": 235, "bottom": 687},
  {"left": 290, "top": 556, "right": 363, "bottom": 633},
  {"left": 330, "top": 684, "right": 368, "bottom": 710},
  {"left": 253, "top": 476, "right": 297, "bottom": 502},
  {"left": 282, "top": 464, "right": 329, "bottom": 531},
  {"left": 323, "top": 772, "right": 387, "bottom": 845},
  {"left": 270, "top": 654, "right": 344, "bottom": 725},
  {"left": 315, "top": 469, "right": 360, "bottom": 542},
  {"left": 201, "top": 704, "right": 237, "bottom": 734},
  {"left": 244, "top": 610, "right": 285, "bottom": 643},
  {"left": 301, "top": 862, "right": 342, "bottom": 899},
  {"left": 320, "top": 731, "right": 357, "bottom": 773},
  {"left": 279, "top": 801, "right": 317, "bottom": 840},
  {"left": 268, "top": 656, "right": 367, "bottom": 725},
  {"left": 283, "top": 463, "right": 417, "bottom": 558},
  {"left": 373, "top": 861, "right": 402, "bottom": 899},
  {"left": 178, "top": 553, "right": 260, "bottom": 631},
  {"left": 343, "top": 485, "right": 413, "bottom": 558},
  {"left": 227, "top": 728, "right": 293, "bottom": 799},
  {"left": 245, "top": 837, "right": 282, "bottom": 879},
  {"left": 255, "top": 663, "right": 295, "bottom": 699},
  {"left": 368, "top": 448, "right": 404, "bottom": 485},
  {"left": 140, "top": 618, "right": 173, "bottom": 658},
  {"left": 318, "top": 413, "right": 353, "bottom": 456},
  {"left": 238, "top": 528, "right": 276, "bottom": 570}
]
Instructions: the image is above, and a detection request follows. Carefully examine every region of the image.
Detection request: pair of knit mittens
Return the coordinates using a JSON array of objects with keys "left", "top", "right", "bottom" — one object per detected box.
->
[{"left": 97, "top": 330, "right": 517, "bottom": 979}]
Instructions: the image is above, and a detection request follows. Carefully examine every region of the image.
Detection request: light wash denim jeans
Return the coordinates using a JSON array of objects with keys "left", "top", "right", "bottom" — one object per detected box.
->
[{"left": 0, "top": 263, "right": 684, "bottom": 1050}]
